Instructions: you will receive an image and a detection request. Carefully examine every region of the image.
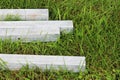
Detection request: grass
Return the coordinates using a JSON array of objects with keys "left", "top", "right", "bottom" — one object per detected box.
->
[
  {"left": 0, "top": 0, "right": 120, "bottom": 80},
  {"left": 4, "top": 14, "right": 21, "bottom": 21}
]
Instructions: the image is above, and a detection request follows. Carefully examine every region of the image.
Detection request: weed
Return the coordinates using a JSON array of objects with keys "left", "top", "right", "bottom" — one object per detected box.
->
[{"left": 0, "top": 0, "right": 119, "bottom": 79}]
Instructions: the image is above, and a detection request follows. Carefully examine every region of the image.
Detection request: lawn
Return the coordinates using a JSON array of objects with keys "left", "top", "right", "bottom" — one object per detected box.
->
[{"left": 0, "top": 0, "right": 120, "bottom": 80}]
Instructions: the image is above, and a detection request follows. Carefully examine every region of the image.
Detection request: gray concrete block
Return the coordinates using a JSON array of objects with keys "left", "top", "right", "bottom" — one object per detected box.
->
[
  {"left": 0, "top": 26, "right": 60, "bottom": 42},
  {"left": 0, "top": 54, "right": 85, "bottom": 72},
  {"left": 0, "top": 9, "right": 48, "bottom": 20},
  {"left": 0, "top": 21, "right": 73, "bottom": 33}
]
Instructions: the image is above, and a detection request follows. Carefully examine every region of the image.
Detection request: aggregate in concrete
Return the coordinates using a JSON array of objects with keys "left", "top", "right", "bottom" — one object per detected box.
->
[
  {"left": 0, "top": 54, "right": 85, "bottom": 72},
  {"left": 0, "top": 26, "right": 60, "bottom": 42},
  {"left": 0, "top": 21, "right": 73, "bottom": 33},
  {"left": 0, "top": 9, "right": 48, "bottom": 20}
]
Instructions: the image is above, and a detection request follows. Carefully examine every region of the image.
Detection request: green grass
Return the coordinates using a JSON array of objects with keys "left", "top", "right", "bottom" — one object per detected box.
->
[
  {"left": 4, "top": 14, "right": 21, "bottom": 21},
  {"left": 0, "top": 0, "right": 120, "bottom": 80}
]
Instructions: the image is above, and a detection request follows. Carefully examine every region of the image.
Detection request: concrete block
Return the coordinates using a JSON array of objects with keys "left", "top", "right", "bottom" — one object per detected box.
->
[
  {"left": 0, "top": 21, "right": 73, "bottom": 33},
  {"left": 0, "top": 9, "right": 48, "bottom": 20},
  {"left": 0, "top": 26, "right": 60, "bottom": 42},
  {"left": 0, "top": 54, "right": 85, "bottom": 72}
]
